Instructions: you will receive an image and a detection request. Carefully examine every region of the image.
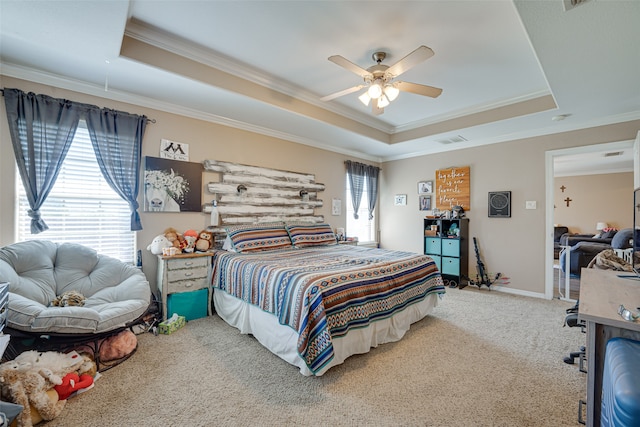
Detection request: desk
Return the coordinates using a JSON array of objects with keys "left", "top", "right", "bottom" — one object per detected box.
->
[{"left": 578, "top": 268, "right": 640, "bottom": 426}]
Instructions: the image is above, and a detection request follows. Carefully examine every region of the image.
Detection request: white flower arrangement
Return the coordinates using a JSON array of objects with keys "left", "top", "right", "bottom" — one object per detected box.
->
[{"left": 145, "top": 168, "right": 189, "bottom": 202}]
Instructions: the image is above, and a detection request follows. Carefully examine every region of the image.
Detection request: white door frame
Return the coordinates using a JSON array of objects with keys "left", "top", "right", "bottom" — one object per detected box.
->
[{"left": 545, "top": 140, "right": 636, "bottom": 299}]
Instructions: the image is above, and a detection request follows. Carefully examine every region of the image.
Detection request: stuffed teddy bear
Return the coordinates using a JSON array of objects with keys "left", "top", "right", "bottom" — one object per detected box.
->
[
  {"left": 146, "top": 234, "right": 172, "bottom": 255},
  {"left": 164, "top": 227, "right": 184, "bottom": 249},
  {"left": 0, "top": 360, "right": 65, "bottom": 427},
  {"left": 13, "top": 351, "right": 86, "bottom": 380},
  {"left": 1, "top": 350, "right": 95, "bottom": 426},
  {"left": 195, "top": 230, "right": 214, "bottom": 252}
]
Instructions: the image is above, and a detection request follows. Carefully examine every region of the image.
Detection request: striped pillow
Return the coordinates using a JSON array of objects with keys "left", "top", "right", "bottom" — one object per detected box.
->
[
  {"left": 226, "top": 223, "right": 292, "bottom": 253},
  {"left": 286, "top": 223, "right": 337, "bottom": 247}
]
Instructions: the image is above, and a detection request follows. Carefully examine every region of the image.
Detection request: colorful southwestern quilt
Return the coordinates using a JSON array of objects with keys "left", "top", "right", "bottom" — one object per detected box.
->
[{"left": 212, "top": 245, "right": 445, "bottom": 374}]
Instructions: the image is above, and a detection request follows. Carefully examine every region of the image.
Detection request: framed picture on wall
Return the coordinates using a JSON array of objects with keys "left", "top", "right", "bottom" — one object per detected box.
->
[
  {"left": 419, "top": 195, "right": 431, "bottom": 211},
  {"left": 418, "top": 181, "right": 433, "bottom": 194},
  {"left": 394, "top": 194, "right": 407, "bottom": 206},
  {"left": 144, "top": 156, "right": 202, "bottom": 212},
  {"left": 488, "top": 191, "right": 511, "bottom": 218}
]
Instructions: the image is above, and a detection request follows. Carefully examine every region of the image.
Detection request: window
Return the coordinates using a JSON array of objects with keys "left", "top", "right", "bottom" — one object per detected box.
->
[
  {"left": 16, "top": 121, "right": 136, "bottom": 263},
  {"left": 345, "top": 176, "right": 376, "bottom": 244}
]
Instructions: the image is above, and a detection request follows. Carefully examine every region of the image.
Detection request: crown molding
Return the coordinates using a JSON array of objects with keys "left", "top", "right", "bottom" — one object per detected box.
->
[
  {"left": 0, "top": 63, "right": 382, "bottom": 163},
  {"left": 124, "top": 19, "right": 393, "bottom": 134}
]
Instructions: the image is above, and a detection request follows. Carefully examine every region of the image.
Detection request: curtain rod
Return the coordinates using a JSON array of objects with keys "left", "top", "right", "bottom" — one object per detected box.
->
[{"left": 1, "top": 88, "right": 156, "bottom": 124}]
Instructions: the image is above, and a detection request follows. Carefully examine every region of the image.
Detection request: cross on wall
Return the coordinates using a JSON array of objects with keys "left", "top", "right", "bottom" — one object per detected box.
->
[{"left": 564, "top": 197, "right": 572, "bottom": 207}]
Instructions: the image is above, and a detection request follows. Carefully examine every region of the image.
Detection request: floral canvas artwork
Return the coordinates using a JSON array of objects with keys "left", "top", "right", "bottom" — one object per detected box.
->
[{"left": 144, "top": 156, "right": 202, "bottom": 212}]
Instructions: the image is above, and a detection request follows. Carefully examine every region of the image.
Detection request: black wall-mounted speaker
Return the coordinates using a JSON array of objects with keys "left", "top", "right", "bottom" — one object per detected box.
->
[{"left": 488, "top": 191, "right": 511, "bottom": 218}]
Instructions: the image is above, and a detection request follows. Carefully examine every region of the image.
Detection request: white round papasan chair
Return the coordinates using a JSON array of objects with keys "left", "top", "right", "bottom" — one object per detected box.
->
[{"left": 0, "top": 240, "right": 152, "bottom": 369}]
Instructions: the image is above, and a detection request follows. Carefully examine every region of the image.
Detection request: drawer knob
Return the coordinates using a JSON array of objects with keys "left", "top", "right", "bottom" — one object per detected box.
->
[{"left": 184, "top": 272, "right": 193, "bottom": 277}]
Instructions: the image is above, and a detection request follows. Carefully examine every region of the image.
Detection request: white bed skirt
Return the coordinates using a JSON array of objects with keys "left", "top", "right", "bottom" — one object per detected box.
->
[{"left": 213, "top": 290, "right": 441, "bottom": 376}]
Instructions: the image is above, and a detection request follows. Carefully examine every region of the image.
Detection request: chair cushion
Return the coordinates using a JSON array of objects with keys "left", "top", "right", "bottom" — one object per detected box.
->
[{"left": 0, "top": 241, "right": 151, "bottom": 334}]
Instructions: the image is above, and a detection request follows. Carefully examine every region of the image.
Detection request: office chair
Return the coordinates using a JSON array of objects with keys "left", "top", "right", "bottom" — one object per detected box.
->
[{"left": 563, "top": 301, "right": 587, "bottom": 373}]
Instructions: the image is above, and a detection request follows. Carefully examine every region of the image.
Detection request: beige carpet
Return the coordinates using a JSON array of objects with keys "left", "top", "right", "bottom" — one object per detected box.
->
[{"left": 42, "top": 288, "right": 586, "bottom": 427}]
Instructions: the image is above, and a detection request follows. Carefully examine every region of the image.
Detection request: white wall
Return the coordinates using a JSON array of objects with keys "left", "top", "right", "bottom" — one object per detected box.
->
[
  {"left": 380, "top": 123, "right": 640, "bottom": 296},
  {"left": 554, "top": 173, "right": 633, "bottom": 234},
  {"left": 2, "top": 75, "right": 640, "bottom": 298}
]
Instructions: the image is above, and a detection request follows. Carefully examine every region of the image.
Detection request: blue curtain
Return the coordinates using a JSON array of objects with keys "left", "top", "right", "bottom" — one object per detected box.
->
[
  {"left": 345, "top": 160, "right": 367, "bottom": 219},
  {"left": 365, "top": 164, "right": 380, "bottom": 220},
  {"left": 3, "top": 89, "right": 81, "bottom": 233},
  {"left": 85, "top": 107, "right": 147, "bottom": 231}
]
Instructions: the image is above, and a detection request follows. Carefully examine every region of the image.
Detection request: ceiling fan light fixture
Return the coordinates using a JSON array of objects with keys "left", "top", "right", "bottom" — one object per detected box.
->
[
  {"left": 367, "top": 82, "right": 383, "bottom": 98},
  {"left": 358, "top": 91, "right": 371, "bottom": 106},
  {"left": 384, "top": 84, "right": 399, "bottom": 101},
  {"left": 377, "top": 94, "right": 390, "bottom": 109}
]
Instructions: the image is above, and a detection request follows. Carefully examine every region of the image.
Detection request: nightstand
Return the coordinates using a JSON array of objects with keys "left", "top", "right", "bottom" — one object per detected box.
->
[{"left": 156, "top": 253, "right": 213, "bottom": 321}]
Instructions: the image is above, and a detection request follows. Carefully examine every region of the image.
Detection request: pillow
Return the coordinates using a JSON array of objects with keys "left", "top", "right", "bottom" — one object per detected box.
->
[
  {"left": 222, "top": 235, "right": 236, "bottom": 252},
  {"left": 611, "top": 228, "right": 633, "bottom": 249},
  {"left": 600, "top": 230, "right": 618, "bottom": 240},
  {"left": 286, "top": 223, "right": 338, "bottom": 247},
  {"left": 225, "top": 223, "right": 292, "bottom": 253}
]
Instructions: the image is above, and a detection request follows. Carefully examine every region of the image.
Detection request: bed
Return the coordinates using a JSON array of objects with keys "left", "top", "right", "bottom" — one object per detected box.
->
[{"left": 211, "top": 223, "right": 445, "bottom": 376}]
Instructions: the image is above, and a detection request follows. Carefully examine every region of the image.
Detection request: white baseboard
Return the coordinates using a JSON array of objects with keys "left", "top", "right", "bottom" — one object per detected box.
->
[{"left": 491, "top": 285, "right": 547, "bottom": 300}]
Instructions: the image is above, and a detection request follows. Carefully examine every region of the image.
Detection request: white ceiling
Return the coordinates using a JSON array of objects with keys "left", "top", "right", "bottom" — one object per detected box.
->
[{"left": 1, "top": 0, "right": 639, "bottom": 169}]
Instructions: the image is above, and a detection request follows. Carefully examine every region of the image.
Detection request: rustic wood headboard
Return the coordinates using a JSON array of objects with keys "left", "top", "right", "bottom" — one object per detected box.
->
[{"left": 203, "top": 160, "right": 325, "bottom": 245}]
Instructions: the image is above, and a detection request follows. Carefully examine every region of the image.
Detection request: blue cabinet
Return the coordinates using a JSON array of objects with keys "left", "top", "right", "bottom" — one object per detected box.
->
[{"left": 424, "top": 218, "right": 469, "bottom": 287}]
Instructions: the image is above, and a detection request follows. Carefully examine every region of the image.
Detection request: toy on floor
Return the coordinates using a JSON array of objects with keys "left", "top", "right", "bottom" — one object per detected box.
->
[
  {"left": 54, "top": 372, "right": 94, "bottom": 400},
  {"left": 0, "top": 350, "right": 96, "bottom": 427},
  {"left": 99, "top": 329, "right": 137, "bottom": 362}
]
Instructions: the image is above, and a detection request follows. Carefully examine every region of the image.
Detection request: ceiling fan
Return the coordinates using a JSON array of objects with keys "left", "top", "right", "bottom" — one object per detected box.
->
[{"left": 321, "top": 45, "right": 442, "bottom": 115}]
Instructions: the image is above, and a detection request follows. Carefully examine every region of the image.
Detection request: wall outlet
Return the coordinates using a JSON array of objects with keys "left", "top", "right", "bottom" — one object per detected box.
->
[
  {"left": 525, "top": 201, "right": 537, "bottom": 209},
  {"left": 332, "top": 198, "right": 341, "bottom": 216}
]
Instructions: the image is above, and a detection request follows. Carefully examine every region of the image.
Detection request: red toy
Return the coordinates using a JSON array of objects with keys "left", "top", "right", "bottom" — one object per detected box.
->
[{"left": 54, "top": 372, "right": 94, "bottom": 400}]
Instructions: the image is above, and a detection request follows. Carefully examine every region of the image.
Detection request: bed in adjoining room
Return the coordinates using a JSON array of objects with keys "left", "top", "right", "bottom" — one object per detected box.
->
[{"left": 211, "top": 222, "right": 445, "bottom": 376}]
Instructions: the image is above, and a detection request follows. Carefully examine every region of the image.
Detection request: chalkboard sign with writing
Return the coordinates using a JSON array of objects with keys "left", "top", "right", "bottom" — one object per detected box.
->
[{"left": 435, "top": 166, "right": 470, "bottom": 211}]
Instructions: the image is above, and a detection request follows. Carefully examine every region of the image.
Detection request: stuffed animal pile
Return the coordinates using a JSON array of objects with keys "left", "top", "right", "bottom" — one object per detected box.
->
[
  {"left": 146, "top": 228, "right": 215, "bottom": 255},
  {"left": 50, "top": 290, "right": 86, "bottom": 307},
  {"left": 0, "top": 350, "right": 97, "bottom": 427}
]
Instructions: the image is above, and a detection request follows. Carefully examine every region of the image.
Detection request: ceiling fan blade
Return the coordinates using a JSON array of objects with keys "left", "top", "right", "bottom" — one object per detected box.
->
[
  {"left": 396, "top": 81, "right": 443, "bottom": 98},
  {"left": 320, "top": 85, "right": 366, "bottom": 101},
  {"left": 386, "top": 46, "right": 435, "bottom": 78},
  {"left": 328, "top": 55, "right": 372, "bottom": 79}
]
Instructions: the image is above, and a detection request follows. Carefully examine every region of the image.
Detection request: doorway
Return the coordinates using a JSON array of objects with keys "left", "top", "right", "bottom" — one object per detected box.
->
[{"left": 545, "top": 140, "right": 635, "bottom": 300}]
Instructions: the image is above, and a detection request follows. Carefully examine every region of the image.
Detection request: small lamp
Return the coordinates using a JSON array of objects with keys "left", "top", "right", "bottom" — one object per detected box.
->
[{"left": 596, "top": 222, "right": 607, "bottom": 231}]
